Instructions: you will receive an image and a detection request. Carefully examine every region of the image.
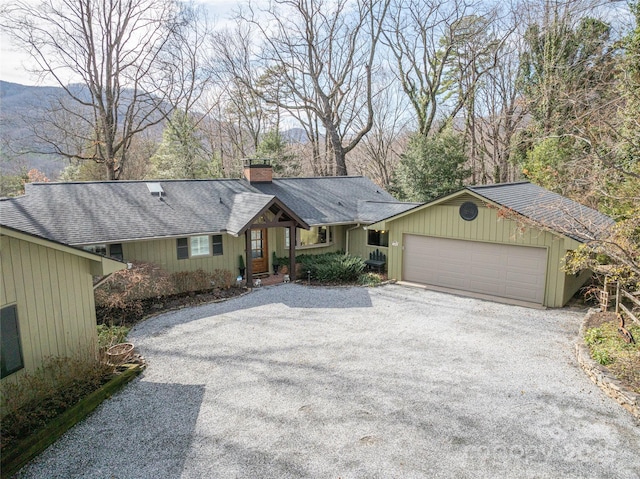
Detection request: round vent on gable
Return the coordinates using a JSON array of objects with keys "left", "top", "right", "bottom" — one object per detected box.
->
[{"left": 459, "top": 201, "right": 478, "bottom": 221}]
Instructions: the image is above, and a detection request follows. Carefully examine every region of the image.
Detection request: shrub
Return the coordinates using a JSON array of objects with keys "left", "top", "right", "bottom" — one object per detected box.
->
[
  {"left": 97, "top": 324, "right": 130, "bottom": 349},
  {"left": 95, "top": 262, "right": 173, "bottom": 309},
  {"left": 584, "top": 322, "right": 640, "bottom": 372},
  {"left": 359, "top": 272, "right": 383, "bottom": 287},
  {"left": 0, "top": 355, "right": 115, "bottom": 450},
  {"left": 297, "top": 252, "right": 365, "bottom": 283},
  {"left": 171, "top": 269, "right": 235, "bottom": 294},
  {"left": 209, "top": 269, "right": 235, "bottom": 289},
  {"left": 94, "top": 262, "right": 173, "bottom": 324},
  {"left": 171, "top": 269, "right": 212, "bottom": 294}
]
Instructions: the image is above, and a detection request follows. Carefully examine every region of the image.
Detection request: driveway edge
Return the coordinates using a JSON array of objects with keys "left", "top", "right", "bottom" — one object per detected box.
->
[{"left": 576, "top": 309, "right": 640, "bottom": 420}]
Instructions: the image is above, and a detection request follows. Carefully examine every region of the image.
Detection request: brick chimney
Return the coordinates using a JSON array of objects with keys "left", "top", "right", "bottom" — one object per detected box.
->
[{"left": 243, "top": 158, "right": 273, "bottom": 183}]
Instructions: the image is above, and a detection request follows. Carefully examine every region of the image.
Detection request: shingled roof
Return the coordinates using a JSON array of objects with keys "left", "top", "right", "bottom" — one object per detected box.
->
[
  {"left": 250, "top": 176, "right": 402, "bottom": 225},
  {"left": 467, "top": 182, "right": 614, "bottom": 242},
  {"left": 0, "top": 176, "right": 406, "bottom": 245}
]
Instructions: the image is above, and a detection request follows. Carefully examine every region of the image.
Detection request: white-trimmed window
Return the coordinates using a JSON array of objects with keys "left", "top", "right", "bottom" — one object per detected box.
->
[
  {"left": 298, "top": 226, "right": 331, "bottom": 248},
  {"left": 190, "top": 235, "right": 210, "bottom": 257}
]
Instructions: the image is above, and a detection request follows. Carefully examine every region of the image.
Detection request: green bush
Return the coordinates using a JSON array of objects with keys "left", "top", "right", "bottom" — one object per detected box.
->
[
  {"left": 97, "top": 324, "right": 130, "bottom": 349},
  {"left": 359, "top": 272, "right": 383, "bottom": 287},
  {"left": 297, "top": 252, "right": 365, "bottom": 283}
]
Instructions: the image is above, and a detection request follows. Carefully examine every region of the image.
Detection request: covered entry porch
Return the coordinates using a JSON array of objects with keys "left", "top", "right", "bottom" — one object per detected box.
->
[{"left": 238, "top": 196, "right": 309, "bottom": 288}]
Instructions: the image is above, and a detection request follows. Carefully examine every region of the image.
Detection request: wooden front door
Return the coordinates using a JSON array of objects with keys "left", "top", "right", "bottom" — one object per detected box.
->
[{"left": 250, "top": 228, "right": 268, "bottom": 273}]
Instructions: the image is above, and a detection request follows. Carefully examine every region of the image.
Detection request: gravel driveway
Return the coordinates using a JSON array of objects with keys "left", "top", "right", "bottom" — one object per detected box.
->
[{"left": 17, "top": 284, "right": 640, "bottom": 478}]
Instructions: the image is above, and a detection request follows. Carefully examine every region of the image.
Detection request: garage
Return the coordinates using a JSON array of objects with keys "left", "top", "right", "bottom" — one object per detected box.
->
[
  {"left": 403, "top": 235, "right": 548, "bottom": 304},
  {"left": 366, "top": 182, "right": 613, "bottom": 307}
]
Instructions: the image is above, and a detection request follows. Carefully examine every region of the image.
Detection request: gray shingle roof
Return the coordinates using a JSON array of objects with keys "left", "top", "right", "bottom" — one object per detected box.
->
[
  {"left": 0, "top": 176, "right": 403, "bottom": 245},
  {"left": 468, "top": 182, "right": 614, "bottom": 242},
  {"left": 252, "top": 176, "right": 398, "bottom": 225},
  {"left": 356, "top": 200, "right": 421, "bottom": 224},
  {"left": 0, "top": 180, "right": 264, "bottom": 244}
]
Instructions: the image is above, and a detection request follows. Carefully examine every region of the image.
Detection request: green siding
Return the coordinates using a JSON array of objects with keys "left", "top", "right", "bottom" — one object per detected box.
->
[
  {"left": 385, "top": 203, "right": 575, "bottom": 307},
  {"left": 121, "top": 234, "right": 246, "bottom": 275},
  {"left": 348, "top": 226, "right": 390, "bottom": 262},
  {"left": 118, "top": 226, "right": 349, "bottom": 276},
  {"left": 1, "top": 235, "right": 98, "bottom": 385}
]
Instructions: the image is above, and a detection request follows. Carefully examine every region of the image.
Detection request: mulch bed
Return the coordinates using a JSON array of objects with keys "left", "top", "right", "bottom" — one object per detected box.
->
[{"left": 584, "top": 310, "right": 617, "bottom": 329}]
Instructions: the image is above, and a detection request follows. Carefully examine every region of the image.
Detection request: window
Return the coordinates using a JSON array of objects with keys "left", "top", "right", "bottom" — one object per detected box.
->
[
  {"left": 367, "top": 229, "right": 389, "bottom": 247},
  {"left": 83, "top": 244, "right": 107, "bottom": 256},
  {"left": 1, "top": 305, "right": 24, "bottom": 378},
  {"left": 285, "top": 228, "right": 290, "bottom": 249},
  {"left": 177, "top": 238, "right": 189, "bottom": 260},
  {"left": 212, "top": 235, "right": 223, "bottom": 256},
  {"left": 190, "top": 235, "right": 210, "bottom": 257},
  {"left": 299, "top": 226, "right": 331, "bottom": 247},
  {"left": 109, "top": 243, "right": 123, "bottom": 261}
]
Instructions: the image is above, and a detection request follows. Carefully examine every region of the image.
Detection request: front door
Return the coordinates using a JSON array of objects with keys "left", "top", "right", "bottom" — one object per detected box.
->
[{"left": 251, "top": 228, "right": 268, "bottom": 273}]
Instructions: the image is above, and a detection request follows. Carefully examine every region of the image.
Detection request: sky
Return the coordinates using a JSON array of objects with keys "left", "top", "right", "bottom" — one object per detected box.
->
[{"left": 0, "top": 0, "right": 240, "bottom": 87}]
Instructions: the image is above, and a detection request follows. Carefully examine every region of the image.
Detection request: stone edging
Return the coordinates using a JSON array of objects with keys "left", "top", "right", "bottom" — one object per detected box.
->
[{"left": 576, "top": 308, "right": 640, "bottom": 420}]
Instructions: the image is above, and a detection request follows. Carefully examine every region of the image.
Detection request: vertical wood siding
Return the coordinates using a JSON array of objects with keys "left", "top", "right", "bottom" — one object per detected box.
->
[
  {"left": 385, "top": 204, "right": 572, "bottom": 307},
  {"left": 348, "top": 226, "right": 390, "bottom": 261},
  {"left": 1, "top": 235, "right": 98, "bottom": 383},
  {"left": 121, "top": 234, "right": 246, "bottom": 274}
]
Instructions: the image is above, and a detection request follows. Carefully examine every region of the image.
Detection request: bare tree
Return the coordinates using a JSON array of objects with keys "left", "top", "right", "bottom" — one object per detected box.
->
[
  {"left": 473, "top": 42, "right": 526, "bottom": 184},
  {"left": 348, "top": 74, "right": 410, "bottom": 188},
  {"left": 384, "top": 0, "right": 487, "bottom": 137},
  {"left": 1, "top": 0, "right": 189, "bottom": 179},
  {"left": 215, "top": 0, "right": 390, "bottom": 176}
]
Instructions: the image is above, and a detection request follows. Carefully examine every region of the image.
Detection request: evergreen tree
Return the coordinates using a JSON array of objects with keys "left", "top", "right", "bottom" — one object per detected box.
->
[
  {"left": 149, "top": 110, "right": 221, "bottom": 179},
  {"left": 256, "top": 131, "right": 300, "bottom": 177},
  {"left": 391, "top": 131, "right": 470, "bottom": 202}
]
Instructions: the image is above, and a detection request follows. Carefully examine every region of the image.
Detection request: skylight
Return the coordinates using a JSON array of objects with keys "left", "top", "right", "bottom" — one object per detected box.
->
[{"left": 146, "top": 182, "right": 164, "bottom": 196}]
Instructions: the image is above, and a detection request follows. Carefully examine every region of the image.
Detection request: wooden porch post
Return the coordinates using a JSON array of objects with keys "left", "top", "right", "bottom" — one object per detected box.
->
[
  {"left": 245, "top": 228, "right": 253, "bottom": 287},
  {"left": 288, "top": 225, "right": 296, "bottom": 281}
]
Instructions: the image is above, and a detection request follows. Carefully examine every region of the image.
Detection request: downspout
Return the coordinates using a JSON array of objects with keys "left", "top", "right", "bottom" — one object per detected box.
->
[{"left": 345, "top": 224, "right": 361, "bottom": 255}]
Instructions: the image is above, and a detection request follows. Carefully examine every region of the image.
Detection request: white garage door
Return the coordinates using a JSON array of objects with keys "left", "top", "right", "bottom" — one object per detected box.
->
[{"left": 403, "top": 235, "right": 547, "bottom": 304}]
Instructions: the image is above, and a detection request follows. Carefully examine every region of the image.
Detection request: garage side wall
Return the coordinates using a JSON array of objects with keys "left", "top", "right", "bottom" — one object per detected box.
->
[
  {"left": 385, "top": 201, "right": 570, "bottom": 307},
  {"left": 1, "top": 235, "right": 98, "bottom": 383}
]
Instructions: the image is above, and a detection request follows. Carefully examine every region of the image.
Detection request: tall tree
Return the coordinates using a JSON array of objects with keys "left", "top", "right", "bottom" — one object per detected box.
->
[
  {"left": 216, "top": 0, "right": 390, "bottom": 176},
  {"left": 1, "top": 0, "right": 192, "bottom": 179},
  {"left": 391, "top": 130, "right": 470, "bottom": 202},
  {"left": 517, "top": 2, "right": 619, "bottom": 203},
  {"left": 149, "top": 110, "right": 219, "bottom": 179},
  {"left": 348, "top": 73, "right": 410, "bottom": 188},
  {"left": 384, "top": 0, "right": 493, "bottom": 138},
  {"left": 256, "top": 130, "right": 301, "bottom": 177}
]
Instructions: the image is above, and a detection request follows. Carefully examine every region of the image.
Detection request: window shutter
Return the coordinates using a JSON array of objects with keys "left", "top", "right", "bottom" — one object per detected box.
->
[
  {"left": 177, "top": 238, "right": 189, "bottom": 260},
  {"left": 109, "top": 243, "right": 124, "bottom": 261},
  {"left": 212, "top": 235, "right": 223, "bottom": 256},
  {"left": 1, "top": 305, "right": 24, "bottom": 378}
]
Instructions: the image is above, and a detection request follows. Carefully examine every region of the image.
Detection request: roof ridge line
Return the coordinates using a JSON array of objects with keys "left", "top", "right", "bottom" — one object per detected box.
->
[{"left": 468, "top": 181, "right": 531, "bottom": 189}]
